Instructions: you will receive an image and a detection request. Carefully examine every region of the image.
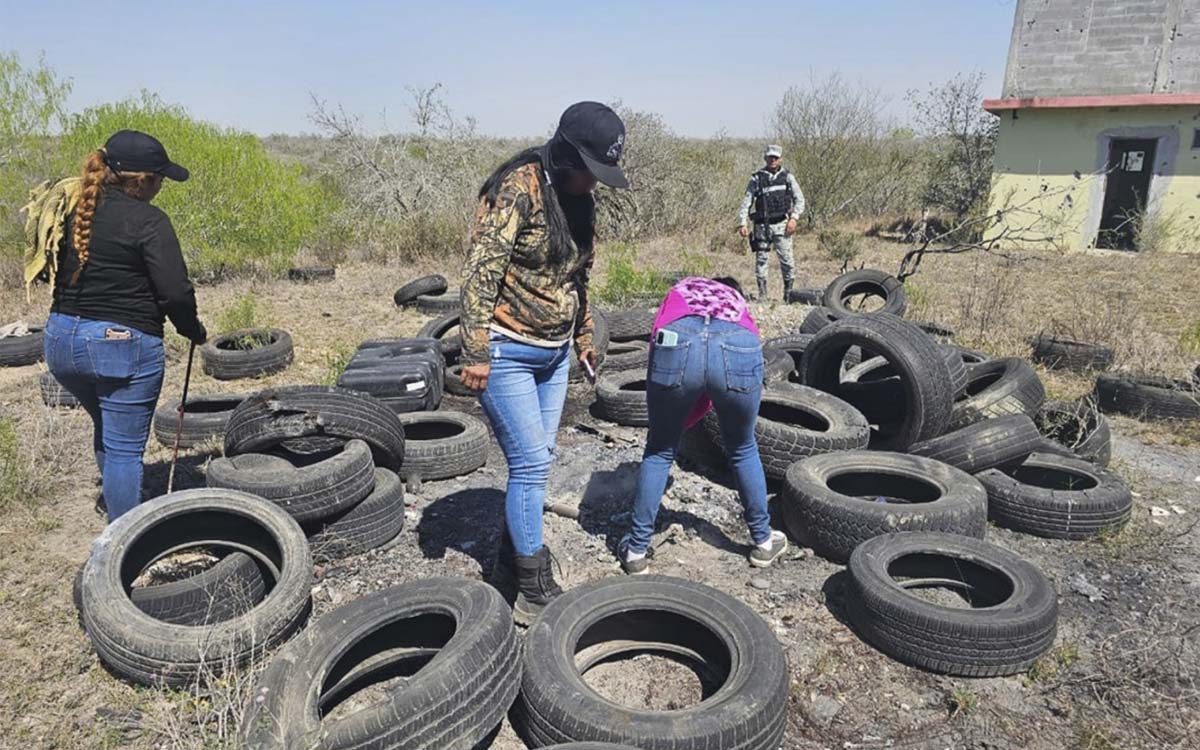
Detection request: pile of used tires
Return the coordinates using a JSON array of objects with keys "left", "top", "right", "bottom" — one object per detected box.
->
[
  {"left": 333, "top": 329, "right": 491, "bottom": 486},
  {"left": 215, "top": 386, "right": 409, "bottom": 562},
  {"left": 593, "top": 268, "right": 1156, "bottom": 677}
]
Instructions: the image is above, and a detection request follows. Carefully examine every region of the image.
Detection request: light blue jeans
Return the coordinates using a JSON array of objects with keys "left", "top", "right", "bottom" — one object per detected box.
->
[
  {"left": 479, "top": 332, "right": 570, "bottom": 556},
  {"left": 628, "top": 316, "right": 769, "bottom": 553},
  {"left": 44, "top": 312, "right": 165, "bottom": 521}
]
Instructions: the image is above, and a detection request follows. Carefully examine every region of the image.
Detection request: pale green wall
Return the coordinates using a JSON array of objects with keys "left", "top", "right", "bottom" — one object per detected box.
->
[{"left": 987, "top": 106, "right": 1200, "bottom": 252}]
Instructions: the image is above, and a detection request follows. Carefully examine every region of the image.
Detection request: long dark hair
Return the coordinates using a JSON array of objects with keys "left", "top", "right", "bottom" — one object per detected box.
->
[{"left": 478, "top": 138, "right": 594, "bottom": 265}]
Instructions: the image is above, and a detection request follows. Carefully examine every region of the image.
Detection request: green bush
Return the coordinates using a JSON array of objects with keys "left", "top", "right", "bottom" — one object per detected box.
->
[
  {"left": 55, "top": 92, "right": 337, "bottom": 279},
  {"left": 595, "top": 243, "right": 675, "bottom": 305},
  {"left": 817, "top": 229, "right": 861, "bottom": 267},
  {"left": 216, "top": 292, "right": 263, "bottom": 333}
]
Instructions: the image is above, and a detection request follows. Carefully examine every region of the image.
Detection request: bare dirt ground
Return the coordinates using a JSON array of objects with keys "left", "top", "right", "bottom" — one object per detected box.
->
[{"left": 1, "top": 237, "right": 1198, "bottom": 749}]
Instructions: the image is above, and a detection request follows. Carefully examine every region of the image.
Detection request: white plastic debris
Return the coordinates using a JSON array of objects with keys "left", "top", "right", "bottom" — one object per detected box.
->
[{"left": 1150, "top": 506, "right": 1171, "bottom": 517}]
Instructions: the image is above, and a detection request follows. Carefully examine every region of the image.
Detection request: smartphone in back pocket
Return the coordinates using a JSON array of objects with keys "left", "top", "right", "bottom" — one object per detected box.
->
[{"left": 655, "top": 329, "right": 679, "bottom": 347}]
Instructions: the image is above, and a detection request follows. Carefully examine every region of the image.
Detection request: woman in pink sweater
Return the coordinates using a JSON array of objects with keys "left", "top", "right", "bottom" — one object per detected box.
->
[{"left": 618, "top": 277, "right": 787, "bottom": 574}]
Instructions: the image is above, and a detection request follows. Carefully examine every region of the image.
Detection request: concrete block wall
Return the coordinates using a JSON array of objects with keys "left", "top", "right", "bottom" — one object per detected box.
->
[{"left": 1003, "top": 0, "right": 1200, "bottom": 97}]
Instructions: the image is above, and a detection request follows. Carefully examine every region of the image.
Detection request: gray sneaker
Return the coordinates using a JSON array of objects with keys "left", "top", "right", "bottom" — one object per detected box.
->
[
  {"left": 618, "top": 535, "right": 650, "bottom": 576},
  {"left": 749, "top": 530, "right": 788, "bottom": 568}
]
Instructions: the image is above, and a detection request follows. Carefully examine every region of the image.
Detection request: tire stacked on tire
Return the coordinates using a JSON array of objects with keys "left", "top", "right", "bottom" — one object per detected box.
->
[
  {"left": 76, "top": 488, "right": 313, "bottom": 687},
  {"left": 821, "top": 269, "right": 907, "bottom": 317},
  {"left": 151, "top": 392, "right": 250, "bottom": 447},
  {"left": 220, "top": 386, "right": 408, "bottom": 561},
  {"left": 394, "top": 274, "right": 460, "bottom": 314},
  {"left": 702, "top": 383, "right": 870, "bottom": 480},
  {"left": 336, "top": 338, "right": 445, "bottom": 413},
  {"left": 593, "top": 270, "right": 1136, "bottom": 679},
  {"left": 242, "top": 578, "right": 521, "bottom": 750}
]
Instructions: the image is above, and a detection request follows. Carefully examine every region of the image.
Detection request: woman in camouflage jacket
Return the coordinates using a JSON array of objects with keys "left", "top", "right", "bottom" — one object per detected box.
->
[{"left": 459, "top": 101, "right": 628, "bottom": 625}]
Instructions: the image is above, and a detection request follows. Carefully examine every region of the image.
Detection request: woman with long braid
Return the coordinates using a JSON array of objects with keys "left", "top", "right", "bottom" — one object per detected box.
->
[{"left": 45, "top": 130, "right": 206, "bottom": 522}]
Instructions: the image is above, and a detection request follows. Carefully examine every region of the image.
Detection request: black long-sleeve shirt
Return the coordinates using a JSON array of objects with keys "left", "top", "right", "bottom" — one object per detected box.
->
[{"left": 52, "top": 188, "right": 203, "bottom": 341}]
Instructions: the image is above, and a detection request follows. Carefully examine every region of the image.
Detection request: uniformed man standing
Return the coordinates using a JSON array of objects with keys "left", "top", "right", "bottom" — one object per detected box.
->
[{"left": 737, "top": 144, "right": 806, "bottom": 301}]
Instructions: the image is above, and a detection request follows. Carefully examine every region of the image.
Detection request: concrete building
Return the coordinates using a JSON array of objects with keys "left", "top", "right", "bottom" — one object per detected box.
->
[{"left": 985, "top": 0, "right": 1200, "bottom": 252}]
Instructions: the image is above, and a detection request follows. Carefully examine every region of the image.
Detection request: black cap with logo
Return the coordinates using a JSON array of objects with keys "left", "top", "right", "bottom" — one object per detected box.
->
[
  {"left": 554, "top": 102, "right": 629, "bottom": 189},
  {"left": 103, "top": 130, "right": 190, "bottom": 182}
]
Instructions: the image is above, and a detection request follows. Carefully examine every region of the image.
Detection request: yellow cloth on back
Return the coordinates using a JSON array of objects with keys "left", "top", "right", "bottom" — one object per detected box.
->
[{"left": 21, "top": 177, "right": 81, "bottom": 301}]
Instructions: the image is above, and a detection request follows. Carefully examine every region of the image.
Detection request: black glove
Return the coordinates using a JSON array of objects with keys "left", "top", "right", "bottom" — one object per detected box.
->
[{"left": 190, "top": 323, "right": 208, "bottom": 346}]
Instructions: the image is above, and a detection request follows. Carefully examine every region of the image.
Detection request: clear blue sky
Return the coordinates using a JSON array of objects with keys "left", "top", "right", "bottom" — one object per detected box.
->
[{"left": 2, "top": 0, "right": 1017, "bottom": 137}]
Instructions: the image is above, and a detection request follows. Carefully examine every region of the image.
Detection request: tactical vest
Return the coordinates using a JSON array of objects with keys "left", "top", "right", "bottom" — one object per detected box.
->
[{"left": 750, "top": 169, "right": 794, "bottom": 224}]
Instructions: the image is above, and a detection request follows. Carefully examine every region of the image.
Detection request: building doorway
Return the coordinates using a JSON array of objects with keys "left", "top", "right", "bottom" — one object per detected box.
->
[{"left": 1096, "top": 138, "right": 1157, "bottom": 250}]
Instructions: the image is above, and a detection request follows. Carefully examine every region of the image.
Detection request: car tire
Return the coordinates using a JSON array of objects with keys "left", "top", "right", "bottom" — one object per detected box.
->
[
  {"left": 1033, "top": 399, "right": 1112, "bottom": 467},
  {"left": 1094, "top": 373, "right": 1200, "bottom": 421},
  {"left": 846, "top": 532, "right": 1057, "bottom": 676},
  {"left": 79, "top": 488, "right": 312, "bottom": 687},
  {"left": 949, "top": 358, "right": 1045, "bottom": 430},
  {"left": 305, "top": 468, "right": 406, "bottom": 562},
  {"left": 976, "top": 452, "right": 1132, "bottom": 539},
  {"left": 822, "top": 269, "right": 907, "bottom": 317},
  {"left": 601, "top": 340, "right": 649, "bottom": 372},
  {"left": 200, "top": 328, "right": 294, "bottom": 380},
  {"left": 223, "top": 385, "right": 407, "bottom": 472},
  {"left": 395, "top": 410, "right": 488, "bottom": 480},
  {"left": 414, "top": 288, "right": 461, "bottom": 314},
  {"left": 0, "top": 323, "right": 45, "bottom": 367},
  {"left": 786, "top": 287, "right": 825, "bottom": 305},
  {"left": 702, "top": 383, "right": 869, "bottom": 481},
  {"left": 207, "top": 438, "right": 376, "bottom": 522},
  {"left": 1029, "top": 334, "right": 1114, "bottom": 372},
  {"left": 152, "top": 392, "right": 249, "bottom": 448},
  {"left": 800, "top": 313, "right": 954, "bottom": 450},
  {"left": 782, "top": 451, "right": 988, "bottom": 563},
  {"left": 606, "top": 307, "right": 657, "bottom": 343},
  {"left": 287, "top": 266, "right": 335, "bottom": 282},
  {"left": 799, "top": 306, "right": 844, "bottom": 334},
  {"left": 241, "top": 578, "right": 520, "bottom": 750},
  {"left": 909, "top": 414, "right": 1042, "bottom": 475},
  {"left": 395, "top": 274, "right": 449, "bottom": 307},
  {"left": 513, "top": 575, "right": 788, "bottom": 750},
  {"left": 595, "top": 370, "right": 649, "bottom": 427},
  {"left": 762, "top": 346, "right": 794, "bottom": 384},
  {"left": 40, "top": 371, "right": 79, "bottom": 407}
]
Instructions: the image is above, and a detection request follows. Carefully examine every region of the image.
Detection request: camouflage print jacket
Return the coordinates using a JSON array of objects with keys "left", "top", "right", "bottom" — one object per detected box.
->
[{"left": 459, "top": 162, "right": 596, "bottom": 367}]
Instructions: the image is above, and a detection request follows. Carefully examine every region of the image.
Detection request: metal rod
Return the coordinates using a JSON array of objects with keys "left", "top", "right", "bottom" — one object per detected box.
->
[{"left": 167, "top": 343, "right": 196, "bottom": 494}]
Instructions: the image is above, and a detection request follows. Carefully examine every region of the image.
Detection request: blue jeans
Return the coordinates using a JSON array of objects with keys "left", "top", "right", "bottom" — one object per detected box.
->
[
  {"left": 628, "top": 316, "right": 769, "bottom": 553},
  {"left": 44, "top": 312, "right": 165, "bottom": 522},
  {"left": 479, "top": 332, "right": 570, "bottom": 556}
]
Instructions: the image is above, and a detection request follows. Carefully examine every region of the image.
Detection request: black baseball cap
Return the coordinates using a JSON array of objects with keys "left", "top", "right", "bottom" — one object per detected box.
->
[
  {"left": 554, "top": 102, "right": 629, "bottom": 189},
  {"left": 103, "top": 130, "right": 189, "bottom": 181}
]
